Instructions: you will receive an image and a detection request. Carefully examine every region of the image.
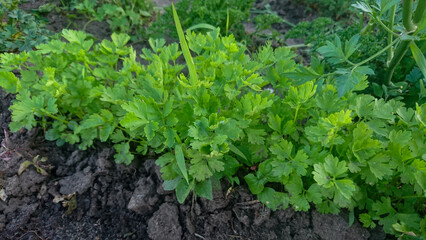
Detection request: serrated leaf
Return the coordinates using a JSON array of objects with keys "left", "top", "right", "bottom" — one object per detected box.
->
[
  {"left": 372, "top": 197, "right": 395, "bottom": 215},
  {"left": 313, "top": 162, "right": 331, "bottom": 187},
  {"left": 315, "top": 89, "right": 346, "bottom": 113},
  {"left": 36, "top": 40, "right": 65, "bottom": 54},
  {"left": 290, "top": 194, "right": 310, "bottom": 211},
  {"left": 267, "top": 113, "right": 281, "bottom": 132},
  {"left": 270, "top": 139, "right": 293, "bottom": 158},
  {"left": 306, "top": 184, "right": 322, "bottom": 204},
  {"left": 355, "top": 94, "right": 375, "bottom": 118},
  {"left": 415, "top": 170, "right": 426, "bottom": 191},
  {"left": 389, "top": 130, "right": 412, "bottom": 147},
  {"left": 373, "top": 99, "right": 395, "bottom": 121},
  {"left": 245, "top": 128, "right": 267, "bottom": 145},
  {"left": 111, "top": 32, "right": 130, "bottom": 48},
  {"left": 79, "top": 114, "right": 104, "bottom": 130},
  {"left": 359, "top": 213, "right": 376, "bottom": 228},
  {"left": 156, "top": 152, "right": 175, "bottom": 167},
  {"left": 120, "top": 112, "right": 148, "bottom": 131},
  {"left": 99, "top": 124, "right": 115, "bottom": 142},
  {"left": 415, "top": 103, "right": 426, "bottom": 126},
  {"left": 285, "top": 81, "right": 317, "bottom": 108},
  {"left": 318, "top": 36, "right": 346, "bottom": 65},
  {"left": 0, "top": 71, "right": 21, "bottom": 93},
  {"left": 344, "top": 34, "right": 360, "bottom": 58},
  {"left": 62, "top": 29, "right": 87, "bottom": 44},
  {"left": 352, "top": 2, "right": 373, "bottom": 14},
  {"left": 368, "top": 153, "right": 393, "bottom": 180},
  {"left": 335, "top": 67, "right": 374, "bottom": 97},
  {"left": 110, "top": 129, "right": 127, "bottom": 143},
  {"left": 208, "top": 157, "right": 225, "bottom": 173},
  {"left": 351, "top": 123, "right": 381, "bottom": 160},
  {"left": 189, "top": 159, "right": 212, "bottom": 181},
  {"left": 325, "top": 155, "right": 348, "bottom": 177},
  {"left": 113, "top": 142, "right": 134, "bottom": 165},
  {"left": 285, "top": 66, "right": 320, "bottom": 85},
  {"left": 285, "top": 173, "right": 304, "bottom": 195},
  {"left": 216, "top": 119, "right": 243, "bottom": 140},
  {"left": 164, "top": 128, "right": 176, "bottom": 148},
  {"left": 144, "top": 122, "right": 159, "bottom": 141},
  {"left": 258, "top": 187, "right": 289, "bottom": 210},
  {"left": 334, "top": 179, "right": 356, "bottom": 200},
  {"left": 313, "top": 155, "right": 348, "bottom": 188}
]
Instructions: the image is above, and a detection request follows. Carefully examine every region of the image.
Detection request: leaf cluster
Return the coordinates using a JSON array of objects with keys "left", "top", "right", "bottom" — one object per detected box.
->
[
  {"left": 0, "top": 0, "right": 51, "bottom": 52},
  {"left": 288, "top": 0, "right": 426, "bottom": 106},
  {"left": 58, "top": 0, "right": 154, "bottom": 39},
  {"left": 1, "top": 27, "right": 425, "bottom": 238}
]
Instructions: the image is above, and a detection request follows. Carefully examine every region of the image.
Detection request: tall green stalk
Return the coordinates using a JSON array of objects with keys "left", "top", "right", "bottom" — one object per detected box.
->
[
  {"left": 386, "top": 5, "right": 396, "bottom": 67},
  {"left": 413, "top": 0, "right": 426, "bottom": 24},
  {"left": 402, "top": 0, "right": 416, "bottom": 31},
  {"left": 384, "top": 0, "right": 426, "bottom": 85}
]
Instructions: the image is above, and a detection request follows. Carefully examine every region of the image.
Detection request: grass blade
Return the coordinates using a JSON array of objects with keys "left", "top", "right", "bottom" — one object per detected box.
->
[
  {"left": 172, "top": 3, "right": 198, "bottom": 85},
  {"left": 187, "top": 23, "right": 216, "bottom": 31}
]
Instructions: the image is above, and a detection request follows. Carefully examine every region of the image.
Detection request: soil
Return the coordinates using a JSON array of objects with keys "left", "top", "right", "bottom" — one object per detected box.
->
[{"left": 1, "top": 1, "right": 393, "bottom": 239}]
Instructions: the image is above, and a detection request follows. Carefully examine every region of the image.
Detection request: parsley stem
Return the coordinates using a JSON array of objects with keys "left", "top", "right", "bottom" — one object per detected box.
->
[
  {"left": 293, "top": 105, "right": 300, "bottom": 123},
  {"left": 329, "top": 133, "right": 336, "bottom": 152},
  {"left": 384, "top": 40, "right": 411, "bottom": 85},
  {"left": 373, "top": 17, "right": 400, "bottom": 37},
  {"left": 354, "top": 38, "right": 400, "bottom": 67},
  {"left": 287, "top": 44, "right": 312, "bottom": 49},
  {"left": 360, "top": 18, "right": 375, "bottom": 35},
  {"left": 44, "top": 113, "right": 68, "bottom": 124},
  {"left": 401, "top": 195, "right": 425, "bottom": 199},
  {"left": 402, "top": 0, "right": 416, "bottom": 32},
  {"left": 83, "top": 19, "right": 95, "bottom": 32},
  {"left": 413, "top": 0, "right": 426, "bottom": 24},
  {"left": 387, "top": 5, "right": 396, "bottom": 67}
]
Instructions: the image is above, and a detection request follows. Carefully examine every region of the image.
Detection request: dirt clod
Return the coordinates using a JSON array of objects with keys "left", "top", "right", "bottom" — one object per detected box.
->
[
  {"left": 312, "top": 211, "right": 371, "bottom": 240},
  {"left": 147, "top": 203, "right": 182, "bottom": 240},
  {"left": 59, "top": 171, "right": 94, "bottom": 195},
  {"left": 127, "top": 177, "right": 158, "bottom": 214}
]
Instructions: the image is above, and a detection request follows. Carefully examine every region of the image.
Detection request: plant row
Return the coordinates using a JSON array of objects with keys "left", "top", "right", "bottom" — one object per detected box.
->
[{"left": 0, "top": 25, "right": 425, "bottom": 238}]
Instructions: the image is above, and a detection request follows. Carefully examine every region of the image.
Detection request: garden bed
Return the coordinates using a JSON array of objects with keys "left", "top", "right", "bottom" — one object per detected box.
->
[{"left": 0, "top": 0, "right": 419, "bottom": 239}]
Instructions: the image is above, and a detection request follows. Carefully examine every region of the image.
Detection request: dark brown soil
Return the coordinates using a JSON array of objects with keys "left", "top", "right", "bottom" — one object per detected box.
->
[{"left": 1, "top": 1, "right": 392, "bottom": 239}]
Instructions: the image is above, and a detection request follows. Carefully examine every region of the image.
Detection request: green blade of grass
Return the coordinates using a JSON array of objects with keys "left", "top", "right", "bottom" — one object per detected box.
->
[
  {"left": 172, "top": 3, "right": 198, "bottom": 85},
  {"left": 187, "top": 23, "right": 216, "bottom": 31}
]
